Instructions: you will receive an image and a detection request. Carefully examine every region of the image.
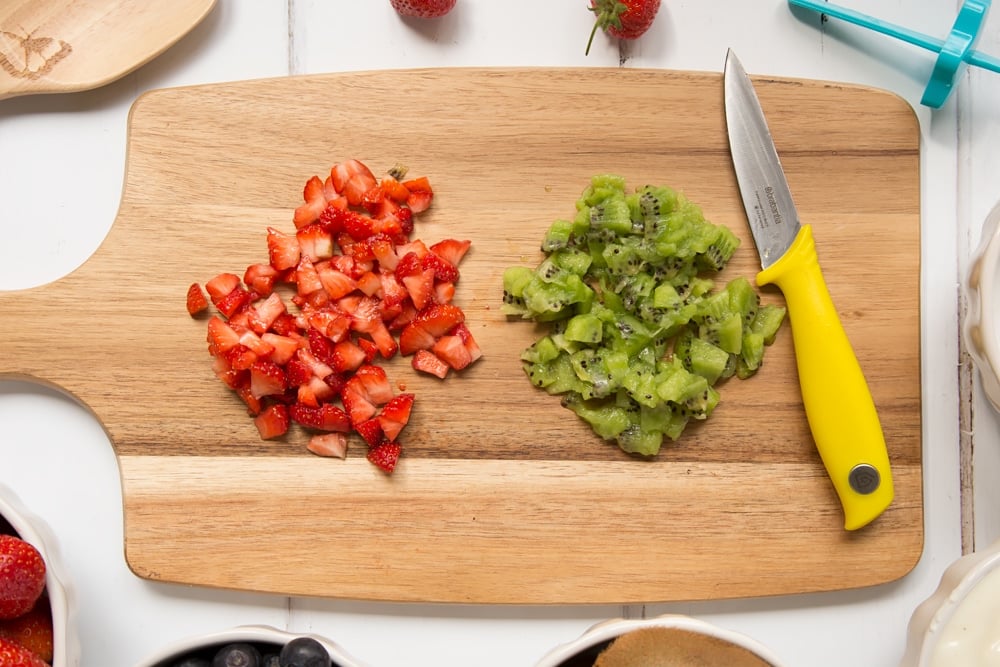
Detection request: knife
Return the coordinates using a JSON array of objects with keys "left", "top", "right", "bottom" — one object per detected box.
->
[{"left": 722, "top": 49, "right": 893, "bottom": 531}]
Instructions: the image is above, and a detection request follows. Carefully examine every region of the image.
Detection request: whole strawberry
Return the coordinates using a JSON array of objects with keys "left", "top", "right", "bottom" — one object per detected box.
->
[
  {"left": 0, "top": 637, "right": 47, "bottom": 667},
  {"left": 390, "top": 0, "right": 456, "bottom": 18},
  {"left": 586, "top": 0, "right": 661, "bottom": 55},
  {"left": 0, "top": 536, "right": 45, "bottom": 620},
  {"left": 0, "top": 596, "right": 53, "bottom": 662}
]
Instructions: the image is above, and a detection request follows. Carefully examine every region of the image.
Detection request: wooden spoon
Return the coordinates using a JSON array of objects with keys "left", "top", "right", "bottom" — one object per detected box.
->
[{"left": 0, "top": 0, "right": 217, "bottom": 101}]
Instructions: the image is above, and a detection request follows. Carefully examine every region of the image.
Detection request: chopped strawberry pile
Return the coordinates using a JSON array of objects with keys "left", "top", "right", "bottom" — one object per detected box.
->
[{"left": 189, "top": 159, "right": 482, "bottom": 473}]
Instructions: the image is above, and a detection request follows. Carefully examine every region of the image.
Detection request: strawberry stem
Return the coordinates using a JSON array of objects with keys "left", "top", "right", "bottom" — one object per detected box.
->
[{"left": 585, "top": 0, "right": 628, "bottom": 56}]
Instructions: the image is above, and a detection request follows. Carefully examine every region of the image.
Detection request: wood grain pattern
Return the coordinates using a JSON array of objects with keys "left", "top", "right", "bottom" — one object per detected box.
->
[
  {"left": 0, "top": 0, "right": 216, "bottom": 100},
  {"left": 0, "top": 68, "right": 922, "bottom": 604}
]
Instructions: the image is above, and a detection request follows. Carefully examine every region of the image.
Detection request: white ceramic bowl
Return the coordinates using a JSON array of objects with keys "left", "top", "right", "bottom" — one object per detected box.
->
[
  {"left": 902, "top": 537, "right": 1000, "bottom": 666},
  {"left": 0, "top": 482, "right": 79, "bottom": 666},
  {"left": 134, "top": 625, "right": 370, "bottom": 667},
  {"left": 964, "top": 200, "right": 1000, "bottom": 411},
  {"left": 533, "top": 614, "right": 785, "bottom": 667}
]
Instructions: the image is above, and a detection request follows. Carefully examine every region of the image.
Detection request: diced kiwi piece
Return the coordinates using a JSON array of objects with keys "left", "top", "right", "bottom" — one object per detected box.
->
[
  {"left": 726, "top": 276, "right": 760, "bottom": 326},
  {"left": 588, "top": 195, "right": 633, "bottom": 236},
  {"left": 696, "top": 224, "right": 741, "bottom": 271},
  {"left": 687, "top": 336, "right": 730, "bottom": 384},
  {"left": 502, "top": 265, "right": 535, "bottom": 317},
  {"left": 750, "top": 303, "right": 787, "bottom": 345},
  {"left": 737, "top": 331, "right": 765, "bottom": 380},
  {"left": 564, "top": 313, "right": 603, "bottom": 344},
  {"left": 550, "top": 247, "right": 593, "bottom": 276},
  {"left": 521, "top": 336, "right": 561, "bottom": 364},
  {"left": 616, "top": 423, "right": 664, "bottom": 456},
  {"left": 569, "top": 349, "right": 616, "bottom": 399},
  {"left": 562, "top": 393, "right": 633, "bottom": 440},
  {"left": 699, "top": 312, "right": 743, "bottom": 355},
  {"left": 542, "top": 219, "right": 576, "bottom": 252},
  {"left": 621, "top": 360, "right": 660, "bottom": 408},
  {"left": 640, "top": 403, "right": 689, "bottom": 442},
  {"left": 655, "top": 360, "right": 710, "bottom": 406}
]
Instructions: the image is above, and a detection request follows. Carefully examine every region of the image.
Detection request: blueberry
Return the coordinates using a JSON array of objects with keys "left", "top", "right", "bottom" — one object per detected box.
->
[
  {"left": 278, "top": 637, "right": 331, "bottom": 667},
  {"left": 212, "top": 642, "right": 262, "bottom": 667}
]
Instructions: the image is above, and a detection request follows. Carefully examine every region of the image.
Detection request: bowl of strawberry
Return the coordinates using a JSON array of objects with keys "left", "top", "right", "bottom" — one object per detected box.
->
[
  {"left": 135, "top": 625, "right": 368, "bottom": 667},
  {"left": 0, "top": 483, "right": 78, "bottom": 667}
]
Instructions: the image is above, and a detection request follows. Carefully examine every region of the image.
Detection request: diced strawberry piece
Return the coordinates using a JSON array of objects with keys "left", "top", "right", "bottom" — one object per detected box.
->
[
  {"left": 397, "top": 206, "right": 414, "bottom": 236},
  {"left": 296, "top": 223, "right": 335, "bottom": 262},
  {"left": 267, "top": 227, "right": 301, "bottom": 271},
  {"left": 402, "top": 268, "right": 435, "bottom": 310},
  {"left": 395, "top": 239, "right": 429, "bottom": 261},
  {"left": 250, "top": 360, "right": 287, "bottom": 399},
  {"left": 261, "top": 332, "right": 299, "bottom": 365},
  {"left": 270, "top": 312, "right": 299, "bottom": 336},
  {"left": 330, "top": 340, "right": 366, "bottom": 373},
  {"left": 254, "top": 403, "right": 290, "bottom": 440},
  {"left": 402, "top": 176, "right": 433, "bottom": 213},
  {"left": 434, "top": 281, "right": 455, "bottom": 304},
  {"left": 357, "top": 336, "right": 378, "bottom": 362},
  {"left": 290, "top": 402, "right": 351, "bottom": 432},
  {"left": 342, "top": 377, "right": 377, "bottom": 425},
  {"left": 308, "top": 308, "right": 351, "bottom": 342},
  {"left": 307, "top": 432, "right": 349, "bottom": 458},
  {"left": 394, "top": 251, "right": 423, "bottom": 281},
  {"left": 249, "top": 292, "right": 287, "bottom": 333},
  {"left": 186, "top": 282, "right": 209, "bottom": 316},
  {"left": 402, "top": 175, "right": 432, "bottom": 194},
  {"left": 307, "top": 327, "right": 337, "bottom": 367},
  {"left": 452, "top": 322, "right": 484, "bottom": 363},
  {"left": 388, "top": 301, "right": 418, "bottom": 331},
  {"left": 369, "top": 234, "right": 399, "bottom": 270},
  {"left": 214, "top": 284, "right": 252, "bottom": 319},
  {"left": 378, "top": 392, "right": 414, "bottom": 442},
  {"left": 207, "top": 316, "right": 241, "bottom": 355},
  {"left": 412, "top": 349, "right": 449, "bottom": 379},
  {"left": 243, "top": 263, "right": 279, "bottom": 297},
  {"left": 355, "top": 271, "right": 382, "bottom": 297},
  {"left": 398, "top": 303, "right": 465, "bottom": 355},
  {"left": 213, "top": 355, "right": 249, "bottom": 389},
  {"left": 420, "top": 252, "right": 459, "bottom": 283},
  {"left": 430, "top": 239, "right": 471, "bottom": 267},
  {"left": 297, "top": 375, "right": 336, "bottom": 407},
  {"left": 371, "top": 212, "right": 404, "bottom": 238},
  {"left": 285, "top": 357, "right": 313, "bottom": 387},
  {"left": 366, "top": 441, "right": 401, "bottom": 473},
  {"left": 225, "top": 344, "right": 258, "bottom": 371},
  {"left": 379, "top": 174, "right": 411, "bottom": 203},
  {"left": 295, "top": 256, "right": 324, "bottom": 297},
  {"left": 343, "top": 212, "right": 375, "bottom": 241},
  {"left": 398, "top": 323, "right": 436, "bottom": 356},
  {"left": 355, "top": 417, "right": 385, "bottom": 447},
  {"left": 354, "top": 364, "right": 395, "bottom": 405},
  {"left": 237, "top": 384, "right": 263, "bottom": 415},
  {"left": 379, "top": 271, "right": 410, "bottom": 308},
  {"left": 351, "top": 297, "right": 398, "bottom": 358},
  {"left": 432, "top": 335, "right": 473, "bottom": 371},
  {"left": 293, "top": 176, "right": 327, "bottom": 228},
  {"left": 240, "top": 330, "right": 275, "bottom": 357},
  {"left": 331, "top": 159, "right": 378, "bottom": 206},
  {"left": 295, "top": 348, "right": 334, "bottom": 380},
  {"left": 315, "top": 262, "right": 357, "bottom": 299},
  {"left": 205, "top": 273, "right": 241, "bottom": 301}
]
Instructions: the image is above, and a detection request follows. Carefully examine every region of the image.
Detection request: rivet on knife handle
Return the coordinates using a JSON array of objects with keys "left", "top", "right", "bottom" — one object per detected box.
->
[
  {"left": 755, "top": 225, "right": 893, "bottom": 530},
  {"left": 723, "top": 49, "right": 893, "bottom": 530}
]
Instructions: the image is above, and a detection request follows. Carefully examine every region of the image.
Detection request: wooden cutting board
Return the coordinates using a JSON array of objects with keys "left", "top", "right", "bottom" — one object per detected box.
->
[{"left": 0, "top": 68, "right": 922, "bottom": 604}]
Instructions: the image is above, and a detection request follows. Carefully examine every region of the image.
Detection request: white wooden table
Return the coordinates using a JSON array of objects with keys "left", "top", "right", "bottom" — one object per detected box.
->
[{"left": 0, "top": 1, "right": 995, "bottom": 665}]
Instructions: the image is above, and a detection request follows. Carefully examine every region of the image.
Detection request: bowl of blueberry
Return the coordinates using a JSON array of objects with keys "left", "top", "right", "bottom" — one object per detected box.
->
[{"left": 134, "top": 625, "right": 368, "bottom": 667}]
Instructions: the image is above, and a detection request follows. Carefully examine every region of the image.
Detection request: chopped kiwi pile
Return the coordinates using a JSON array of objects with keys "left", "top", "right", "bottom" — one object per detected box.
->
[{"left": 502, "top": 174, "right": 786, "bottom": 456}]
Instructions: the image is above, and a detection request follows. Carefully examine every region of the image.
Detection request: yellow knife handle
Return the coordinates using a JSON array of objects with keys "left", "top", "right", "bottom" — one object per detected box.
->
[{"left": 756, "top": 224, "right": 893, "bottom": 531}]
